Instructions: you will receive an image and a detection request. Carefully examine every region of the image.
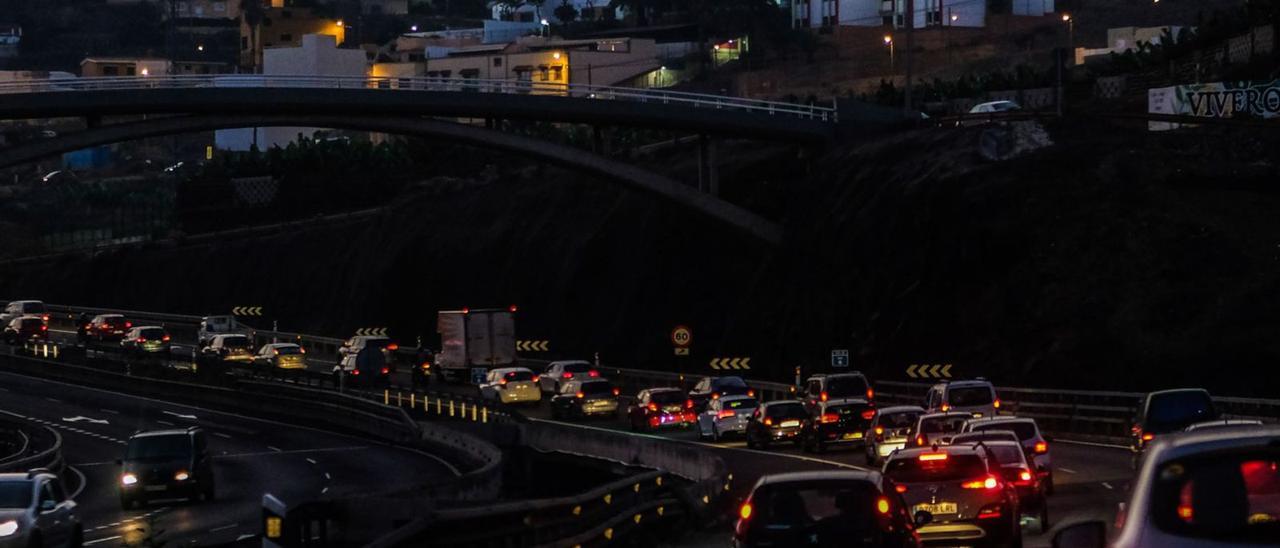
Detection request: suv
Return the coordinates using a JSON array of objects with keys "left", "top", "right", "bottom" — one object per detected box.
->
[
  {"left": 1053, "top": 425, "right": 1280, "bottom": 548},
  {"left": 627, "top": 388, "right": 694, "bottom": 431},
  {"left": 119, "top": 428, "right": 215, "bottom": 509},
  {"left": 801, "top": 398, "right": 876, "bottom": 453},
  {"left": 734, "top": 471, "right": 923, "bottom": 548},
  {"left": 1130, "top": 389, "right": 1217, "bottom": 468},
  {"left": 884, "top": 444, "right": 1022, "bottom": 548},
  {"left": 924, "top": 380, "right": 1001, "bottom": 419},
  {"left": 120, "top": 326, "right": 171, "bottom": 356},
  {"left": 200, "top": 333, "right": 255, "bottom": 364},
  {"left": 802, "top": 372, "right": 875, "bottom": 410},
  {"left": 746, "top": 400, "right": 809, "bottom": 450},
  {"left": 864, "top": 405, "right": 925, "bottom": 466},
  {"left": 963, "top": 417, "right": 1054, "bottom": 494},
  {"left": 0, "top": 469, "right": 82, "bottom": 548},
  {"left": 0, "top": 300, "right": 47, "bottom": 325},
  {"left": 86, "top": 314, "right": 131, "bottom": 343},
  {"left": 2, "top": 316, "right": 47, "bottom": 345},
  {"left": 689, "top": 376, "right": 755, "bottom": 411},
  {"left": 549, "top": 379, "right": 619, "bottom": 420},
  {"left": 538, "top": 361, "right": 597, "bottom": 394},
  {"left": 910, "top": 412, "right": 974, "bottom": 448}
]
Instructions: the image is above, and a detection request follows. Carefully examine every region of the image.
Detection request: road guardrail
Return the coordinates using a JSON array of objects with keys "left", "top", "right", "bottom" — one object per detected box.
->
[{"left": 0, "top": 415, "right": 64, "bottom": 474}]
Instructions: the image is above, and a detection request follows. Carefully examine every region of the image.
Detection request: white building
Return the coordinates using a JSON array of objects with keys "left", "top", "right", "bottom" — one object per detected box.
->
[
  {"left": 792, "top": 0, "right": 1054, "bottom": 30},
  {"left": 215, "top": 34, "right": 368, "bottom": 152}
]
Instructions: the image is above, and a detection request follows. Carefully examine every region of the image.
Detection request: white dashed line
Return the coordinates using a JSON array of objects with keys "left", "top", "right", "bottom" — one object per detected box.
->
[
  {"left": 237, "top": 534, "right": 255, "bottom": 541},
  {"left": 45, "top": 397, "right": 62, "bottom": 403},
  {"left": 324, "top": 473, "right": 331, "bottom": 480},
  {"left": 306, "top": 458, "right": 317, "bottom": 465},
  {"left": 213, "top": 432, "right": 233, "bottom": 439},
  {"left": 1058, "top": 467, "right": 1078, "bottom": 475},
  {"left": 267, "top": 446, "right": 283, "bottom": 452},
  {"left": 99, "top": 409, "right": 120, "bottom": 415},
  {"left": 210, "top": 523, "right": 238, "bottom": 533},
  {"left": 321, "top": 487, "right": 329, "bottom": 494},
  {"left": 84, "top": 535, "right": 122, "bottom": 546},
  {"left": 156, "top": 420, "right": 174, "bottom": 426},
  {"left": 1102, "top": 482, "right": 1114, "bottom": 490}
]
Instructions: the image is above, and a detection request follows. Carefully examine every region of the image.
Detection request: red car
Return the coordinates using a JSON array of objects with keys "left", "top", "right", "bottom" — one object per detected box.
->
[{"left": 628, "top": 388, "right": 695, "bottom": 431}]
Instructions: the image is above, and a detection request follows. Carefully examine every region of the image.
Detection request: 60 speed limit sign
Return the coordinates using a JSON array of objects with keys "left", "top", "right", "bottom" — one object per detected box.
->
[{"left": 671, "top": 325, "right": 692, "bottom": 347}]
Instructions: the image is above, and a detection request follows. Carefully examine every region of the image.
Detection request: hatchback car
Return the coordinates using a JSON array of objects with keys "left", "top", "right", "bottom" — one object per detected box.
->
[
  {"left": 253, "top": 343, "right": 307, "bottom": 370},
  {"left": 802, "top": 372, "right": 875, "bottom": 411},
  {"left": 120, "top": 326, "right": 171, "bottom": 356},
  {"left": 200, "top": 333, "right": 255, "bottom": 364},
  {"left": 1130, "top": 389, "right": 1218, "bottom": 468},
  {"left": 746, "top": 400, "right": 809, "bottom": 449},
  {"left": 699, "top": 395, "right": 758, "bottom": 441},
  {"left": 479, "top": 367, "right": 541, "bottom": 405},
  {"left": 801, "top": 398, "right": 876, "bottom": 453},
  {"left": 539, "top": 361, "right": 597, "bottom": 394},
  {"left": 549, "top": 379, "right": 619, "bottom": 419},
  {"left": 86, "top": 314, "right": 132, "bottom": 343},
  {"left": 924, "top": 380, "right": 1002, "bottom": 419},
  {"left": 910, "top": 412, "right": 974, "bottom": 448},
  {"left": 884, "top": 445, "right": 1022, "bottom": 548},
  {"left": 0, "top": 300, "right": 47, "bottom": 325},
  {"left": 963, "top": 416, "right": 1054, "bottom": 494},
  {"left": 627, "top": 388, "right": 694, "bottom": 431},
  {"left": 689, "top": 376, "right": 755, "bottom": 411},
  {"left": 734, "top": 471, "right": 923, "bottom": 548},
  {"left": 974, "top": 440, "right": 1049, "bottom": 532},
  {"left": 0, "top": 470, "right": 82, "bottom": 548},
  {"left": 119, "top": 427, "right": 216, "bottom": 509},
  {"left": 865, "top": 405, "right": 925, "bottom": 465},
  {"left": 2, "top": 316, "right": 47, "bottom": 345}
]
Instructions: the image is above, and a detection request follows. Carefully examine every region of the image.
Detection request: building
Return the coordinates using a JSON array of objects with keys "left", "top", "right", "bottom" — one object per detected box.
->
[
  {"left": 492, "top": 0, "right": 621, "bottom": 24},
  {"left": 392, "top": 36, "right": 661, "bottom": 90},
  {"left": 0, "top": 24, "right": 19, "bottom": 59},
  {"left": 217, "top": 34, "right": 368, "bottom": 151},
  {"left": 792, "top": 0, "right": 1054, "bottom": 30},
  {"left": 80, "top": 58, "right": 173, "bottom": 77},
  {"left": 240, "top": 6, "right": 344, "bottom": 70}
]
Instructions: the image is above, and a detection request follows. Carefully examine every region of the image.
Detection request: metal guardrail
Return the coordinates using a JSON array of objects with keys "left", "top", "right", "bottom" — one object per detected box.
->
[
  {"left": 0, "top": 415, "right": 64, "bottom": 474},
  {"left": 0, "top": 75, "right": 837, "bottom": 121}
]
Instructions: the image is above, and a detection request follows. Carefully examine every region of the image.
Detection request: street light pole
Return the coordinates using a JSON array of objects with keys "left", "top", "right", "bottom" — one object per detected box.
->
[
  {"left": 904, "top": 0, "right": 915, "bottom": 115},
  {"left": 885, "top": 35, "right": 894, "bottom": 73}
]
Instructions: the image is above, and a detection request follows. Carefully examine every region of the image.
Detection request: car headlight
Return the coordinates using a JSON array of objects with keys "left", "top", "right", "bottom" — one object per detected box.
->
[
  {"left": 0, "top": 520, "right": 18, "bottom": 537},
  {"left": 174, "top": 470, "right": 190, "bottom": 481},
  {"left": 121, "top": 473, "right": 138, "bottom": 486}
]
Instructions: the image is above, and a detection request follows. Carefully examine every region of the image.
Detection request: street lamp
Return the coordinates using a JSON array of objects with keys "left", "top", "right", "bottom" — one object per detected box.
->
[
  {"left": 1062, "top": 13, "right": 1074, "bottom": 51},
  {"left": 410, "top": 25, "right": 418, "bottom": 32},
  {"left": 884, "top": 35, "right": 894, "bottom": 72},
  {"left": 540, "top": 18, "right": 550, "bottom": 37}
]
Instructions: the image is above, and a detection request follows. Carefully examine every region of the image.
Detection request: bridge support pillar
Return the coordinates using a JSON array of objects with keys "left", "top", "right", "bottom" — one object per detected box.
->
[{"left": 697, "top": 134, "right": 719, "bottom": 196}]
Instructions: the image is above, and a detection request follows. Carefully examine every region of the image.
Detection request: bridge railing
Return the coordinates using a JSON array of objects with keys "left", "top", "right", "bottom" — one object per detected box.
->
[{"left": 0, "top": 75, "right": 837, "bottom": 121}]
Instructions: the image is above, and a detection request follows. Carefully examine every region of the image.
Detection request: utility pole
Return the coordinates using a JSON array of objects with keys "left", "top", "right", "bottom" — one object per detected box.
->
[{"left": 904, "top": 0, "right": 915, "bottom": 115}]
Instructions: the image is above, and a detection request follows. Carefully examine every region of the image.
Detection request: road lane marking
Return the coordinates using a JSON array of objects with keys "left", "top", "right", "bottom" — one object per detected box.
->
[
  {"left": 306, "top": 458, "right": 317, "bottom": 465},
  {"left": 210, "top": 523, "right": 238, "bottom": 533},
  {"left": 68, "top": 465, "right": 87, "bottom": 500},
  {"left": 215, "top": 446, "right": 368, "bottom": 459},
  {"left": 45, "top": 397, "right": 62, "bottom": 403},
  {"left": 163, "top": 411, "right": 198, "bottom": 420},
  {"left": 213, "top": 432, "right": 233, "bottom": 439},
  {"left": 1057, "top": 439, "right": 1130, "bottom": 450},
  {"left": 1102, "top": 482, "right": 1114, "bottom": 490},
  {"left": 1058, "top": 468, "right": 1078, "bottom": 474},
  {"left": 267, "top": 446, "right": 283, "bottom": 452},
  {"left": 99, "top": 409, "right": 120, "bottom": 414},
  {"left": 84, "top": 536, "right": 122, "bottom": 546},
  {"left": 156, "top": 420, "right": 174, "bottom": 426},
  {"left": 237, "top": 534, "right": 255, "bottom": 541},
  {"left": 321, "top": 487, "right": 329, "bottom": 494},
  {"left": 324, "top": 473, "right": 331, "bottom": 480}
]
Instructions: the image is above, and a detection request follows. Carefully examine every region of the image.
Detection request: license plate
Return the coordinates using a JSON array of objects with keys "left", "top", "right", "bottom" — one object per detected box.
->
[
  {"left": 780, "top": 420, "right": 800, "bottom": 428},
  {"left": 916, "top": 502, "right": 957, "bottom": 515},
  {"left": 842, "top": 432, "right": 864, "bottom": 440},
  {"left": 144, "top": 485, "right": 168, "bottom": 492}
]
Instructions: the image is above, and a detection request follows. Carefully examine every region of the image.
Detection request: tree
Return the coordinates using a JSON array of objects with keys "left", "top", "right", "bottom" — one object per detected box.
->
[{"left": 554, "top": 0, "right": 579, "bottom": 23}]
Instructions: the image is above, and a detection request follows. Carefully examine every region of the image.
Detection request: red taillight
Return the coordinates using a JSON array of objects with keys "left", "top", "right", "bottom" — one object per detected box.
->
[
  {"left": 711, "top": 393, "right": 720, "bottom": 400},
  {"left": 612, "top": 388, "right": 620, "bottom": 396},
  {"left": 588, "top": 370, "right": 600, "bottom": 378},
  {"left": 718, "top": 410, "right": 736, "bottom": 419},
  {"left": 867, "top": 388, "right": 875, "bottom": 400},
  {"left": 977, "top": 504, "right": 1004, "bottom": 519},
  {"left": 352, "top": 369, "right": 361, "bottom": 376},
  {"left": 894, "top": 484, "right": 908, "bottom": 494},
  {"left": 1177, "top": 504, "right": 1193, "bottom": 521},
  {"left": 861, "top": 409, "right": 876, "bottom": 420},
  {"left": 41, "top": 315, "right": 49, "bottom": 322},
  {"left": 1142, "top": 433, "right": 1155, "bottom": 442},
  {"left": 498, "top": 378, "right": 507, "bottom": 385},
  {"left": 648, "top": 403, "right": 658, "bottom": 412},
  {"left": 649, "top": 416, "right": 660, "bottom": 426},
  {"left": 83, "top": 323, "right": 91, "bottom": 329},
  {"left": 576, "top": 392, "right": 585, "bottom": 399},
  {"left": 461, "top": 307, "right": 470, "bottom": 314},
  {"left": 1017, "top": 470, "right": 1034, "bottom": 484},
  {"left": 380, "top": 367, "right": 389, "bottom": 375},
  {"left": 919, "top": 453, "right": 949, "bottom": 462},
  {"left": 162, "top": 335, "right": 170, "bottom": 342},
  {"left": 562, "top": 372, "right": 573, "bottom": 379},
  {"left": 940, "top": 403, "right": 951, "bottom": 412},
  {"left": 747, "top": 389, "right": 755, "bottom": 398},
  {"left": 820, "top": 413, "right": 839, "bottom": 424},
  {"left": 40, "top": 325, "right": 47, "bottom": 331},
  {"left": 125, "top": 321, "right": 132, "bottom": 328},
  {"left": 876, "top": 497, "right": 890, "bottom": 514},
  {"left": 685, "top": 399, "right": 694, "bottom": 409},
  {"left": 763, "top": 417, "right": 773, "bottom": 426},
  {"left": 739, "top": 502, "right": 753, "bottom": 520},
  {"left": 915, "top": 435, "right": 926, "bottom": 446},
  {"left": 386, "top": 343, "right": 399, "bottom": 351},
  {"left": 136, "top": 337, "right": 146, "bottom": 343},
  {"left": 509, "top": 305, "right": 518, "bottom": 312},
  {"left": 820, "top": 391, "right": 829, "bottom": 402},
  {"left": 962, "top": 476, "right": 1000, "bottom": 490},
  {"left": 273, "top": 349, "right": 280, "bottom": 356},
  {"left": 531, "top": 374, "right": 538, "bottom": 382},
  {"left": 1034, "top": 441, "right": 1048, "bottom": 454},
  {"left": 993, "top": 399, "right": 1001, "bottom": 409}
]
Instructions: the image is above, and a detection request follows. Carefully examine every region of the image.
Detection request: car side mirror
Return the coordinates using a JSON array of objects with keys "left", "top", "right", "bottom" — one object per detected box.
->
[
  {"left": 913, "top": 510, "right": 933, "bottom": 527},
  {"left": 1052, "top": 521, "right": 1107, "bottom": 548}
]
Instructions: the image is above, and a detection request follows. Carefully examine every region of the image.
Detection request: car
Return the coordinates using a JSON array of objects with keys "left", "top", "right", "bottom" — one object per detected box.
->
[
  {"left": 909, "top": 412, "right": 973, "bottom": 448},
  {"left": 626, "top": 388, "right": 695, "bottom": 431},
  {"left": 801, "top": 372, "right": 876, "bottom": 411},
  {"left": 884, "top": 444, "right": 1023, "bottom": 548},
  {"left": 1184, "top": 419, "right": 1264, "bottom": 432},
  {"left": 698, "top": 395, "right": 758, "bottom": 442},
  {"left": 252, "top": 343, "right": 307, "bottom": 370},
  {"left": 538, "top": 361, "right": 597, "bottom": 394},
  {"left": 865, "top": 405, "right": 926, "bottom": 465},
  {"left": 87, "top": 314, "right": 131, "bottom": 343},
  {"left": 924, "top": 379, "right": 1002, "bottom": 419},
  {"left": 120, "top": 326, "right": 171, "bottom": 356},
  {"left": 969, "top": 100, "right": 1022, "bottom": 114},
  {"left": 689, "top": 376, "right": 755, "bottom": 411},
  {"left": 951, "top": 430, "right": 1021, "bottom": 447},
  {"left": 0, "top": 300, "right": 48, "bottom": 325},
  {"left": 197, "top": 315, "right": 245, "bottom": 347},
  {"left": 733, "top": 470, "right": 925, "bottom": 548},
  {"left": 801, "top": 398, "right": 876, "bottom": 453},
  {"left": 1130, "top": 389, "right": 1218, "bottom": 469},
  {"left": 118, "top": 427, "right": 215, "bottom": 509},
  {"left": 199, "top": 333, "right": 255, "bottom": 364},
  {"left": 971, "top": 439, "right": 1050, "bottom": 533},
  {"left": 2, "top": 316, "right": 47, "bottom": 345},
  {"left": 745, "top": 400, "right": 808, "bottom": 449},
  {"left": 339, "top": 336, "right": 400, "bottom": 374},
  {"left": 410, "top": 346, "right": 434, "bottom": 389},
  {"left": 0, "top": 469, "right": 82, "bottom": 548},
  {"left": 963, "top": 417, "right": 1054, "bottom": 494},
  {"left": 478, "top": 367, "right": 542, "bottom": 405},
  {"left": 1052, "top": 425, "right": 1280, "bottom": 548},
  {"left": 549, "top": 379, "right": 619, "bottom": 420}
]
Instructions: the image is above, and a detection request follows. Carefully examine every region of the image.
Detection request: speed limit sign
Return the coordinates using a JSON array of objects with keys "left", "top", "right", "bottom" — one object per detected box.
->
[{"left": 671, "top": 325, "right": 692, "bottom": 348}]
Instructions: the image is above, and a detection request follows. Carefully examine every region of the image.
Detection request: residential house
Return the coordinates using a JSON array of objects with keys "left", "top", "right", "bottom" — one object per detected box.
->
[
  {"left": 792, "top": 0, "right": 1055, "bottom": 30},
  {"left": 492, "top": 0, "right": 621, "bottom": 24},
  {"left": 80, "top": 58, "right": 173, "bottom": 77},
  {"left": 390, "top": 36, "right": 660, "bottom": 91},
  {"left": 240, "top": 6, "right": 345, "bottom": 70}
]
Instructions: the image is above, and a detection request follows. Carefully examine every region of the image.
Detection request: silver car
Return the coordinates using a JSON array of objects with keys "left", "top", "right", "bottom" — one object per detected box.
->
[
  {"left": 0, "top": 470, "right": 82, "bottom": 548},
  {"left": 865, "top": 405, "right": 925, "bottom": 465},
  {"left": 698, "top": 395, "right": 758, "bottom": 442}
]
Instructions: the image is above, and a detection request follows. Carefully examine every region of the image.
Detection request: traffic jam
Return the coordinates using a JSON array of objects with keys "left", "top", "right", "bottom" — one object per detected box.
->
[{"left": 5, "top": 300, "right": 1280, "bottom": 548}]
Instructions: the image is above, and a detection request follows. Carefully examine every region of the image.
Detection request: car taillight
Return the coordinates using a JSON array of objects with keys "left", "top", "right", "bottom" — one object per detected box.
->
[
  {"left": 612, "top": 388, "right": 620, "bottom": 396},
  {"left": 562, "top": 372, "right": 573, "bottom": 379},
  {"left": 648, "top": 403, "right": 658, "bottom": 412},
  {"left": 1016, "top": 469, "right": 1034, "bottom": 485},
  {"left": 894, "top": 484, "right": 908, "bottom": 494},
  {"left": 40, "top": 325, "right": 47, "bottom": 331},
  {"left": 867, "top": 388, "right": 875, "bottom": 400},
  {"left": 747, "top": 389, "right": 755, "bottom": 398},
  {"left": 649, "top": 416, "right": 660, "bottom": 426},
  {"left": 861, "top": 409, "right": 876, "bottom": 420},
  {"left": 685, "top": 399, "right": 694, "bottom": 409},
  {"left": 1034, "top": 441, "right": 1048, "bottom": 454},
  {"left": 576, "top": 392, "right": 584, "bottom": 399},
  {"left": 977, "top": 504, "right": 1004, "bottom": 519},
  {"left": 498, "top": 378, "right": 508, "bottom": 385},
  {"left": 125, "top": 321, "right": 132, "bottom": 328},
  {"left": 821, "top": 413, "right": 839, "bottom": 424},
  {"left": 1142, "top": 433, "right": 1155, "bottom": 442},
  {"left": 380, "top": 367, "right": 389, "bottom": 375},
  {"left": 162, "top": 335, "right": 170, "bottom": 342},
  {"left": 273, "top": 349, "right": 280, "bottom": 355},
  {"left": 962, "top": 476, "right": 1000, "bottom": 490},
  {"left": 386, "top": 343, "right": 399, "bottom": 351},
  {"left": 718, "top": 410, "right": 736, "bottom": 419},
  {"left": 136, "top": 337, "right": 146, "bottom": 343},
  {"left": 83, "top": 323, "right": 91, "bottom": 329},
  {"left": 588, "top": 370, "right": 600, "bottom": 378},
  {"left": 530, "top": 374, "right": 537, "bottom": 382},
  {"left": 763, "top": 417, "right": 773, "bottom": 426},
  {"left": 874, "top": 426, "right": 884, "bottom": 435},
  {"left": 916, "top": 435, "right": 926, "bottom": 446},
  {"left": 993, "top": 399, "right": 1001, "bottom": 409},
  {"left": 820, "top": 391, "right": 829, "bottom": 402},
  {"left": 739, "top": 501, "right": 753, "bottom": 520},
  {"left": 352, "top": 369, "right": 361, "bottom": 376},
  {"left": 940, "top": 403, "right": 951, "bottom": 412},
  {"left": 919, "top": 453, "right": 949, "bottom": 462},
  {"left": 711, "top": 393, "right": 720, "bottom": 400}
]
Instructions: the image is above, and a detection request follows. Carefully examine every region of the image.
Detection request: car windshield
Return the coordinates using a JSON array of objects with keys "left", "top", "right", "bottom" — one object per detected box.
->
[
  {"left": 713, "top": 377, "right": 749, "bottom": 389},
  {"left": 825, "top": 376, "right": 868, "bottom": 398},
  {"left": 139, "top": 328, "right": 165, "bottom": 339},
  {"left": 1151, "top": 452, "right": 1280, "bottom": 542},
  {"left": 0, "top": 481, "right": 32, "bottom": 509},
  {"left": 562, "top": 362, "right": 592, "bottom": 373},
  {"left": 1148, "top": 392, "right": 1216, "bottom": 432},
  {"left": 126, "top": 435, "right": 191, "bottom": 461},
  {"left": 880, "top": 411, "right": 922, "bottom": 429},
  {"left": 985, "top": 445, "right": 1026, "bottom": 465},
  {"left": 949, "top": 386, "right": 994, "bottom": 406},
  {"left": 723, "top": 399, "right": 758, "bottom": 411},
  {"left": 921, "top": 416, "right": 968, "bottom": 434},
  {"left": 886, "top": 453, "right": 988, "bottom": 483},
  {"left": 649, "top": 391, "right": 685, "bottom": 404},
  {"left": 746, "top": 481, "right": 890, "bottom": 539},
  {"left": 222, "top": 336, "right": 251, "bottom": 349},
  {"left": 972, "top": 421, "right": 1037, "bottom": 441},
  {"left": 503, "top": 370, "right": 534, "bottom": 382},
  {"left": 21, "top": 302, "right": 45, "bottom": 313},
  {"left": 766, "top": 403, "right": 808, "bottom": 419},
  {"left": 580, "top": 381, "right": 614, "bottom": 395}
]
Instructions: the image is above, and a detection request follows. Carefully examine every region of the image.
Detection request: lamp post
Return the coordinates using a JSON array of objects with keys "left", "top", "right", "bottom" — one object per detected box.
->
[
  {"left": 1062, "top": 13, "right": 1074, "bottom": 52},
  {"left": 884, "top": 35, "right": 894, "bottom": 73},
  {"left": 540, "top": 18, "right": 550, "bottom": 38}
]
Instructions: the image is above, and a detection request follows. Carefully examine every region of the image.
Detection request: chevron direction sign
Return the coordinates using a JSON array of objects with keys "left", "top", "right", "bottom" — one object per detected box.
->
[
  {"left": 355, "top": 327, "right": 389, "bottom": 337},
  {"left": 517, "top": 340, "right": 550, "bottom": 352},
  {"left": 907, "top": 363, "right": 953, "bottom": 379},
  {"left": 709, "top": 357, "right": 751, "bottom": 371},
  {"left": 232, "top": 306, "right": 263, "bottom": 316}
]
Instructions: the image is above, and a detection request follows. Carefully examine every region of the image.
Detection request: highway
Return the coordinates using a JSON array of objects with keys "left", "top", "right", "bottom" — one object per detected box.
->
[{"left": 0, "top": 368, "right": 456, "bottom": 547}]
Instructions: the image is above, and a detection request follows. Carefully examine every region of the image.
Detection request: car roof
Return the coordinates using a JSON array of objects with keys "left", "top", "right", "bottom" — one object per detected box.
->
[
  {"left": 1147, "top": 388, "right": 1211, "bottom": 397},
  {"left": 1184, "top": 419, "right": 1263, "bottom": 431},
  {"left": 1147, "top": 425, "right": 1280, "bottom": 463},
  {"left": 265, "top": 342, "right": 299, "bottom": 348},
  {"left": 711, "top": 376, "right": 746, "bottom": 382},
  {"left": 719, "top": 394, "right": 755, "bottom": 402},
  {"left": 215, "top": 333, "right": 248, "bottom": 338},
  {"left": 132, "top": 325, "right": 164, "bottom": 330},
  {"left": 550, "top": 360, "right": 591, "bottom": 366},
  {"left": 763, "top": 400, "right": 804, "bottom": 407},
  {"left": 877, "top": 405, "right": 926, "bottom": 414},
  {"left": 490, "top": 367, "right": 531, "bottom": 374},
  {"left": 645, "top": 387, "right": 683, "bottom": 394},
  {"left": 945, "top": 380, "right": 994, "bottom": 389},
  {"left": 11, "top": 300, "right": 42, "bottom": 305},
  {"left": 16, "top": 314, "right": 43, "bottom": 321},
  {"left": 755, "top": 470, "right": 883, "bottom": 487},
  {"left": 97, "top": 313, "right": 124, "bottom": 319},
  {"left": 825, "top": 397, "right": 869, "bottom": 406}
]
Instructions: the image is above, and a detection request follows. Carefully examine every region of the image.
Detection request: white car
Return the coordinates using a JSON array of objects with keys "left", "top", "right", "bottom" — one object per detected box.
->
[
  {"left": 924, "top": 379, "right": 1002, "bottom": 419},
  {"left": 0, "top": 300, "right": 47, "bottom": 325},
  {"left": 963, "top": 416, "right": 1054, "bottom": 494},
  {"left": 538, "top": 360, "right": 597, "bottom": 394},
  {"left": 969, "top": 100, "right": 1022, "bottom": 114},
  {"left": 0, "top": 470, "right": 82, "bottom": 548},
  {"left": 479, "top": 367, "right": 541, "bottom": 405},
  {"left": 698, "top": 395, "right": 758, "bottom": 442},
  {"left": 1054, "top": 425, "right": 1280, "bottom": 548}
]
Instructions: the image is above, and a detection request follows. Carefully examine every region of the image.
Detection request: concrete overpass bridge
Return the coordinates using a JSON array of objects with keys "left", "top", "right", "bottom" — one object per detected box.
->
[{"left": 0, "top": 76, "right": 842, "bottom": 244}]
